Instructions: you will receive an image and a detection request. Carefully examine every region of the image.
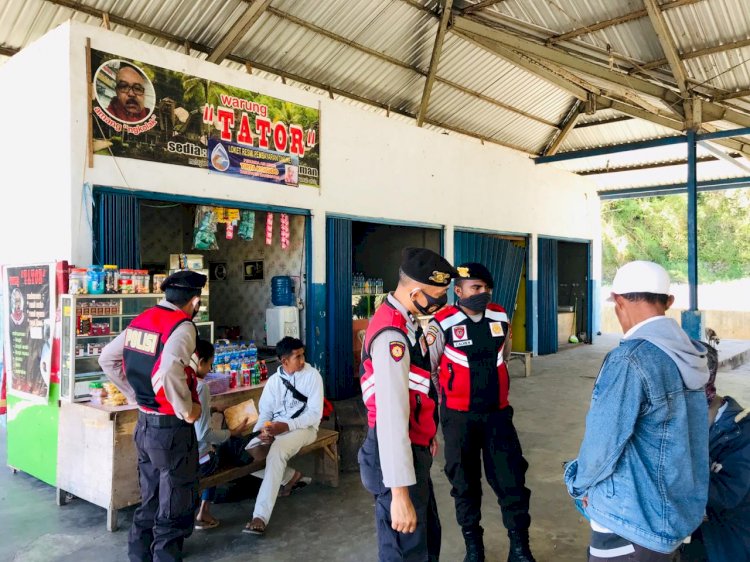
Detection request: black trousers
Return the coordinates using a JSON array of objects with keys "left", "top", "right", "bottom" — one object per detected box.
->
[
  {"left": 359, "top": 429, "right": 441, "bottom": 562},
  {"left": 129, "top": 414, "right": 199, "bottom": 562},
  {"left": 441, "top": 405, "right": 531, "bottom": 532}
]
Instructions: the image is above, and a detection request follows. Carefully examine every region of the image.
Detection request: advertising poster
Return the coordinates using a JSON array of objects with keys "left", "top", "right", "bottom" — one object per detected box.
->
[
  {"left": 208, "top": 138, "right": 300, "bottom": 186},
  {"left": 90, "top": 49, "right": 320, "bottom": 187},
  {"left": 2, "top": 264, "right": 56, "bottom": 403}
]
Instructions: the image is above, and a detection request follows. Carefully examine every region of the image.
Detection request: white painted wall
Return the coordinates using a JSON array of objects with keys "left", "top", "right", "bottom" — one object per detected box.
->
[
  {"left": 9, "top": 22, "right": 601, "bottom": 291},
  {"left": 0, "top": 24, "right": 73, "bottom": 265}
]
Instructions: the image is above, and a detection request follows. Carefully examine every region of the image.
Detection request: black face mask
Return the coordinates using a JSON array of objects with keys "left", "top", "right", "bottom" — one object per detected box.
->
[
  {"left": 191, "top": 299, "right": 202, "bottom": 320},
  {"left": 458, "top": 292, "right": 492, "bottom": 312},
  {"left": 412, "top": 290, "right": 447, "bottom": 315}
]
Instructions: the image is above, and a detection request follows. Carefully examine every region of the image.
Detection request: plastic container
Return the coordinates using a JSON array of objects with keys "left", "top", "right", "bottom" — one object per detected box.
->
[
  {"left": 119, "top": 270, "right": 134, "bottom": 294},
  {"left": 271, "top": 275, "right": 295, "bottom": 306},
  {"left": 87, "top": 266, "right": 105, "bottom": 295},
  {"left": 70, "top": 268, "right": 88, "bottom": 295},
  {"left": 89, "top": 382, "right": 107, "bottom": 405},
  {"left": 103, "top": 265, "right": 119, "bottom": 293},
  {"left": 134, "top": 270, "right": 150, "bottom": 294},
  {"left": 152, "top": 273, "right": 167, "bottom": 293}
]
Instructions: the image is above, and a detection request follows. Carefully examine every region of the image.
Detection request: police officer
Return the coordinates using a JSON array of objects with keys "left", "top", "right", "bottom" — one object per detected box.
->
[
  {"left": 359, "top": 247, "right": 457, "bottom": 562},
  {"left": 99, "top": 270, "right": 205, "bottom": 562},
  {"left": 428, "top": 263, "right": 535, "bottom": 562}
]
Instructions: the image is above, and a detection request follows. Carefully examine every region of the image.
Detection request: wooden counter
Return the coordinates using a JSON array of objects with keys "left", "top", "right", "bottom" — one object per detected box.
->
[{"left": 56, "top": 383, "right": 265, "bottom": 531}]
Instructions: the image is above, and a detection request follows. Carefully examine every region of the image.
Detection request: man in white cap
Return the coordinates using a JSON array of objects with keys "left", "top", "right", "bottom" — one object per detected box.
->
[{"left": 564, "top": 261, "right": 710, "bottom": 561}]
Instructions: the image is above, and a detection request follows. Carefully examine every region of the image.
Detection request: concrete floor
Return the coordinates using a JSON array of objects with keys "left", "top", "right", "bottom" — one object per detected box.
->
[{"left": 1, "top": 334, "right": 749, "bottom": 562}]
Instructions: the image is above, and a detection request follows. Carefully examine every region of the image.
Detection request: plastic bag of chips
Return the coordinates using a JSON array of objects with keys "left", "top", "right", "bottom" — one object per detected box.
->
[{"left": 193, "top": 206, "right": 219, "bottom": 250}]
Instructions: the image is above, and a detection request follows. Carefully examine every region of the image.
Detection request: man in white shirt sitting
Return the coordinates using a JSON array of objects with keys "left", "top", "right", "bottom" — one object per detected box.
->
[{"left": 244, "top": 336, "right": 324, "bottom": 535}]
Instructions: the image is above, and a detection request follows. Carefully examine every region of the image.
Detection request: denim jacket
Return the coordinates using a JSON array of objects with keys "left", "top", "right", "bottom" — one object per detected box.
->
[
  {"left": 565, "top": 317, "right": 710, "bottom": 554},
  {"left": 700, "top": 396, "right": 750, "bottom": 562}
]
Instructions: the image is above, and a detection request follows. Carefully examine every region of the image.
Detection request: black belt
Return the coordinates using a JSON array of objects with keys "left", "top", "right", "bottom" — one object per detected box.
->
[{"left": 138, "top": 411, "right": 190, "bottom": 428}]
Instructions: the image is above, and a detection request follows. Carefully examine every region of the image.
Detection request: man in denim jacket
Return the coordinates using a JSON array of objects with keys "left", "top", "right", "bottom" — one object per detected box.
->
[{"left": 565, "top": 261, "right": 710, "bottom": 561}]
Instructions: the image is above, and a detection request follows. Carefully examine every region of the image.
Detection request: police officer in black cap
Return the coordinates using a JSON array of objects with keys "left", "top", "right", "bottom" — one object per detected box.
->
[
  {"left": 427, "top": 263, "right": 535, "bottom": 562},
  {"left": 99, "top": 270, "right": 206, "bottom": 562},
  {"left": 359, "top": 247, "right": 457, "bottom": 561}
]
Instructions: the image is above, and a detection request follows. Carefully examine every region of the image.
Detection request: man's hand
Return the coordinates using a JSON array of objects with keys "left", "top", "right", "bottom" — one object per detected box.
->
[
  {"left": 430, "top": 439, "right": 439, "bottom": 458},
  {"left": 581, "top": 496, "right": 589, "bottom": 508},
  {"left": 266, "top": 421, "right": 290, "bottom": 436},
  {"left": 390, "top": 487, "right": 417, "bottom": 534},
  {"left": 230, "top": 418, "right": 251, "bottom": 437},
  {"left": 185, "top": 402, "right": 202, "bottom": 423}
]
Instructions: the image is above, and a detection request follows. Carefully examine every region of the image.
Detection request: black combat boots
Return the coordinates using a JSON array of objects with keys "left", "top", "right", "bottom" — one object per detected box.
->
[
  {"left": 507, "top": 529, "right": 536, "bottom": 562},
  {"left": 462, "top": 526, "right": 485, "bottom": 562}
]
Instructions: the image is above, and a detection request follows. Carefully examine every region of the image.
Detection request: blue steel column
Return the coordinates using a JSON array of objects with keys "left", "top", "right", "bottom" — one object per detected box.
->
[
  {"left": 681, "top": 129, "right": 704, "bottom": 339},
  {"left": 687, "top": 129, "right": 698, "bottom": 310}
]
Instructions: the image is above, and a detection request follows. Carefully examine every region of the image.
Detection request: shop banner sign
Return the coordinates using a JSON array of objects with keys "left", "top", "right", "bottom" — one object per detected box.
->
[
  {"left": 2, "top": 264, "right": 56, "bottom": 403},
  {"left": 208, "top": 139, "right": 300, "bottom": 186},
  {"left": 91, "top": 49, "right": 320, "bottom": 187}
]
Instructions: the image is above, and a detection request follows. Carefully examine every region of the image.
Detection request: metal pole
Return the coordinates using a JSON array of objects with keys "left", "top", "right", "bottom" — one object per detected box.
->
[{"left": 687, "top": 129, "right": 698, "bottom": 310}]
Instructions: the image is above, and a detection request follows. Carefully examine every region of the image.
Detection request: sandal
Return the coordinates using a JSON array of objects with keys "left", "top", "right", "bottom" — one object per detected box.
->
[
  {"left": 195, "top": 517, "right": 220, "bottom": 530},
  {"left": 242, "top": 517, "right": 266, "bottom": 535},
  {"left": 292, "top": 476, "right": 312, "bottom": 491}
]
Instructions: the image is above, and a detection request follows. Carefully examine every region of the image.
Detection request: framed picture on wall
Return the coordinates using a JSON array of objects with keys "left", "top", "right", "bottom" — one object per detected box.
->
[
  {"left": 243, "top": 260, "right": 264, "bottom": 281},
  {"left": 209, "top": 262, "right": 228, "bottom": 281}
]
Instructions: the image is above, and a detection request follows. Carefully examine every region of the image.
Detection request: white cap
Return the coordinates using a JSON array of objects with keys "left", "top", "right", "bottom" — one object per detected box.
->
[{"left": 607, "top": 261, "right": 671, "bottom": 301}]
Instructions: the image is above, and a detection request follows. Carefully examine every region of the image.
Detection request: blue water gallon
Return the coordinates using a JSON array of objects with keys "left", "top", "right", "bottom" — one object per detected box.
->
[{"left": 271, "top": 275, "right": 295, "bottom": 306}]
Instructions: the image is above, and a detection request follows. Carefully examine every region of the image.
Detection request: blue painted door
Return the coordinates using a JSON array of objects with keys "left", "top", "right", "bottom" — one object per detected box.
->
[{"left": 537, "top": 238, "right": 558, "bottom": 355}]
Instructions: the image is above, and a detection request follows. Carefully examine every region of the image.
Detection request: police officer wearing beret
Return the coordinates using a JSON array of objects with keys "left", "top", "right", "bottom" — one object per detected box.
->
[
  {"left": 428, "top": 263, "right": 535, "bottom": 562},
  {"left": 99, "top": 270, "right": 206, "bottom": 562},
  {"left": 359, "top": 247, "right": 457, "bottom": 562}
]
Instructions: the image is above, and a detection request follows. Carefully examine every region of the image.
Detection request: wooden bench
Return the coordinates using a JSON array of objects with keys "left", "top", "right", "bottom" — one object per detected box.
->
[
  {"left": 199, "top": 427, "right": 340, "bottom": 491},
  {"left": 509, "top": 351, "right": 532, "bottom": 377}
]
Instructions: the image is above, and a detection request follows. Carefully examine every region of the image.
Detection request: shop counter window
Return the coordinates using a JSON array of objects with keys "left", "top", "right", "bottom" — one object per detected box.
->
[{"left": 60, "top": 294, "right": 213, "bottom": 402}]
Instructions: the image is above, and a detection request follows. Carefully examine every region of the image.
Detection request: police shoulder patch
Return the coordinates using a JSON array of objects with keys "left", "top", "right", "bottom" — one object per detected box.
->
[
  {"left": 426, "top": 332, "right": 436, "bottom": 346},
  {"left": 389, "top": 341, "right": 406, "bottom": 361}
]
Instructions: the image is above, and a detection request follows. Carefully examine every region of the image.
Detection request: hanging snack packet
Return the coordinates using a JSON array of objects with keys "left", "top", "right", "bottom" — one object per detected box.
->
[
  {"left": 238, "top": 210, "right": 255, "bottom": 241},
  {"left": 193, "top": 206, "right": 219, "bottom": 250}
]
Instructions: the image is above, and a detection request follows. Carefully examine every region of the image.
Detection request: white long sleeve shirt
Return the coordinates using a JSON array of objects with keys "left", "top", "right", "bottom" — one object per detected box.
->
[{"left": 252, "top": 363, "right": 324, "bottom": 433}]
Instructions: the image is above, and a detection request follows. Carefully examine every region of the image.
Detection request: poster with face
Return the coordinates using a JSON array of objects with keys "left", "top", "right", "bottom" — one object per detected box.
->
[{"left": 2, "top": 264, "right": 56, "bottom": 403}]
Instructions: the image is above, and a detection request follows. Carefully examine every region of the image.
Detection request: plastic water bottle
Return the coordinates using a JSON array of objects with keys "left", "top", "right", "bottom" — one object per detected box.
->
[{"left": 248, "top": 340, "right": 258, "bottom": 365}]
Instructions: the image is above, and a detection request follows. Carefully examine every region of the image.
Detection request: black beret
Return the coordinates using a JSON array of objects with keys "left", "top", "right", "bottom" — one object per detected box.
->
[
  {"left": 456, "top": 262, "right": 494, "bottom": 289},
  {"left": 401, "top": 247, "right": 457, "bottom": 287},
  {"left": 161, "top": 270, "right": 207, "bottom": 292}
]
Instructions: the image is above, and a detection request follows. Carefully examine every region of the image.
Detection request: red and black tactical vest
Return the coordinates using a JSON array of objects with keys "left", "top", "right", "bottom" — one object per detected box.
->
[
  {"left": 360, "top": 299, "right": 438, "bottom": 447},
  {"left": 122, "top": 305, "right": 194, "bottom": 415},
  {"left": 434, "top": 303, "right": 510, "bottom": 412}
]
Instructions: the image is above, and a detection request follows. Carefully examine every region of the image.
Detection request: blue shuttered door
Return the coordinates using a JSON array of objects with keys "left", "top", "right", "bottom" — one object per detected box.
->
[
  {"left": 537, "top": 238, "right": 558, "bottom": 355},
  {"left": 93, "top": 190, "right": 141, "bottom": 268},
  {"left": 453, "top": 231, "right": 525, "bottom": 320},
  {"left": 326, "top": 217, "right": 355, "bottom": 400}
]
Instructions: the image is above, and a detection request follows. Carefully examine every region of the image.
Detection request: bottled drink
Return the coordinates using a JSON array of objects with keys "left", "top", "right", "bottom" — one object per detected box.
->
[
  {"left": 260, "top": 360, "right": 268, "bottom": 381},
  {"left": 248, "top": 340, "right": 258, "bottom": 365}
]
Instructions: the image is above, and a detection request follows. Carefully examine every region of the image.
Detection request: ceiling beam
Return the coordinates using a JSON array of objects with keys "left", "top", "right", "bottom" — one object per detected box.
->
[
  {"left": 461, "top": 0, "right": 506, "bottom": 15},
  {"left": 642, "top": 0, "right": 690, "bottom": 98},
  {"left": 577, "top": 154, "right": 738, "bottom": 175},
  {"left": 453, "top": 15, "right": 750, "bottom": 127},
  {"left": 0, "top": 44, "right": 19, "bottom": 57},
  {"left": 639, "top": 36, "right": 750, "bottom": 73},
  {"left": 574, "top": 115, "right": 633, "bottom": 128},
  {"left": 547, "top": 0, "right": 702, "bottom": 45},
  {"left": 267, "top": 6, "right": 557, "bottom": 127},
  {"left": 714, "top": 88, "right": 750, "bottom": 102},
  {"left": 698, "top": 140, "right": 750, "bottom": 174},
  {"left": 206, "top": 0, "right": 271, "bottom": 64},
  {"left": 417, "top": 0, "right": 453, "bottom": 127},
  {"left": 544, "top": 100, "right": 581, "bottom": 156}
]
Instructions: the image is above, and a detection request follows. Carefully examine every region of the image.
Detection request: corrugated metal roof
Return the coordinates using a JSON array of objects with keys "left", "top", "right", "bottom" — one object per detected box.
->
[{"left": 2, "top": 0, "right": 750, "bottom": 191}]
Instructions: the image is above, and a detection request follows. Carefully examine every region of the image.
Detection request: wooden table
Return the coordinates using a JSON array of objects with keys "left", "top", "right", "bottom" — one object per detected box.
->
[{"left": 56, "top": 383, "right": 266, "bottom": 531}]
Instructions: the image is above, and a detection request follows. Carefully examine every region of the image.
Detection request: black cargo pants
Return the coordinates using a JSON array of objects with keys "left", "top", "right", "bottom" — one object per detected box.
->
[
  {"left": 441, "top": 405, "right": 531, "bottom": 532},
  {"left": 129, "top": 413, "right": 198, "bottom": 562}
]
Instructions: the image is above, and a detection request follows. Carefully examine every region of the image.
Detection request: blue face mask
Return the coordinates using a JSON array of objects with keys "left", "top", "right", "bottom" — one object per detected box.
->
[{"left": 458, "top": 292, "right": 492, "bottom": 312}]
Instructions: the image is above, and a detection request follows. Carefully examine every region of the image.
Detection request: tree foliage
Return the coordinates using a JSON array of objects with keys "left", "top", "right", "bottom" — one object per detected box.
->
[{"left": 601, "top": 189, "right": 750, "bottom": 284}]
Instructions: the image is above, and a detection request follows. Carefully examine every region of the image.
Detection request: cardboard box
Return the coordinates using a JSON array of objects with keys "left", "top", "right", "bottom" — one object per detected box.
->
[{"left": 169, "top": 254, "right": 204, "bottom": 270}]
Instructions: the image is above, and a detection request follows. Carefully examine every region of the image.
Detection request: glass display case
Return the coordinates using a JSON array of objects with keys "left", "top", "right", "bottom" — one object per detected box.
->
[{"left": 60, "top": 294, "right": 214, "bottom": 402}]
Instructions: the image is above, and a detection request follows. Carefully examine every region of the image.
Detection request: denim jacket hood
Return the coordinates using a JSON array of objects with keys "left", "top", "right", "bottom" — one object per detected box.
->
[{"left": 564, "top": 327, "right": 709, "bottom": 554}]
